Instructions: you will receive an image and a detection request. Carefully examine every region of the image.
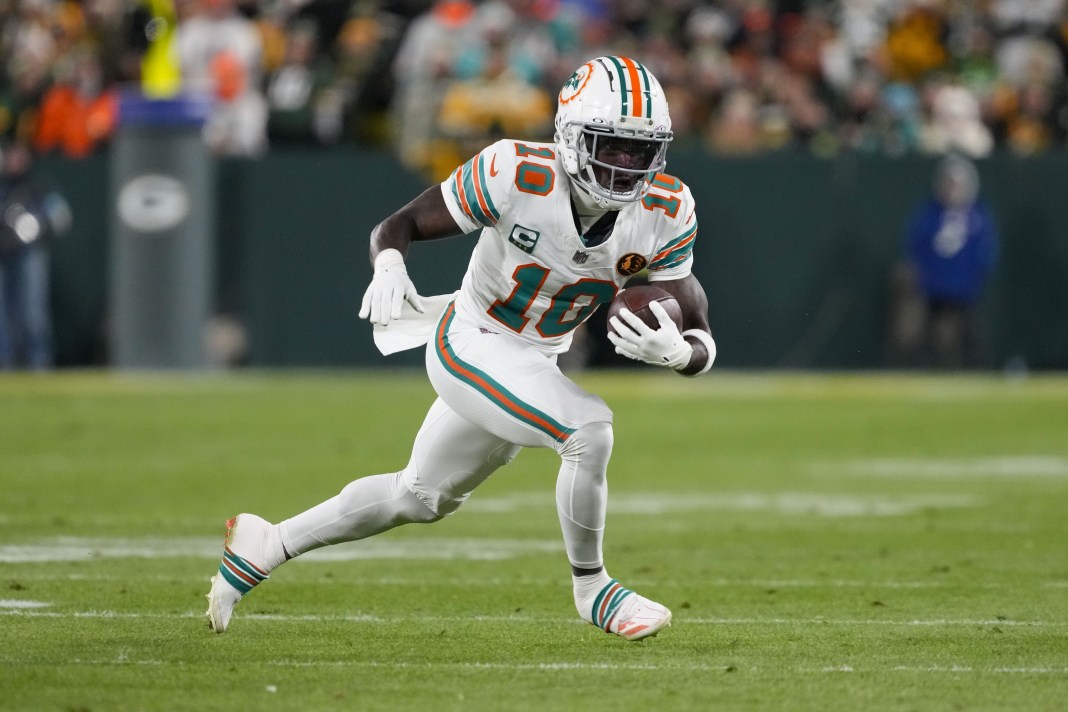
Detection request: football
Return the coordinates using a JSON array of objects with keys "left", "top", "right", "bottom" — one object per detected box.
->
[{"left": 606, "top": 284, "right": 684, "bottom": 336}]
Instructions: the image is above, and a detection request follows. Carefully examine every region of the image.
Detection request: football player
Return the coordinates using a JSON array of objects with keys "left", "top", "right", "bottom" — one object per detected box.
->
[{"left": 206, "top": 56, "right": 716, "bottom": 641}]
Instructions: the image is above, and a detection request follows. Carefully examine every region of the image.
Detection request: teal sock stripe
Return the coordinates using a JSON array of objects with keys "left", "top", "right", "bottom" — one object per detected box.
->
[
  {"left": 590, "top": 579, "right": 634, "bottom": 629},
  {"left": 219, "top": 549, "right": 268, "bottom": 595}
]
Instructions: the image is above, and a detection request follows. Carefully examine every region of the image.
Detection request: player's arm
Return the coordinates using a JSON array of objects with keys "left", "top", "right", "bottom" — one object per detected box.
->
[
  {"left": 360, "top": 186, "right": 464, "bottom": 325},
  {"left": 362, "top": 142, "right": 510, "bottom": 325},
  {"left": 654, "top": 274, "right": 716, "bottom": 376},
  {"left": 607, "top": 274, "right": 716, "bottom": 376},
  {"left": 367, "top": 185, "right": 463, "bottom": 264},
  {"left": 608, "top": 181, "right": 716, "bottom": 376}
]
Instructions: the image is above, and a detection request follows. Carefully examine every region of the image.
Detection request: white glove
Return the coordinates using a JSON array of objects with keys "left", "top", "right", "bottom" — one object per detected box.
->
[
  {"left": 607, "top": 300, "right": 693, "bottom": 370},
  {"left": 358, "top": 248, "right": 424, "bottom": 326}
]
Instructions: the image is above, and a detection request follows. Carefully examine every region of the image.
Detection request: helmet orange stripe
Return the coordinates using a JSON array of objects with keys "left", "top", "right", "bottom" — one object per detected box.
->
[{"left": 619, "top": 56, "right": 643, "bottom": 118}]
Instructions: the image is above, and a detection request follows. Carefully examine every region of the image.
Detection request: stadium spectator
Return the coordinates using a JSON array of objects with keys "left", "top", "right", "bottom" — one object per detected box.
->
[
  {"left": 706, "top": 87, "right": 767, "bottom": 154},
  {"left": 0, "top": 141, "right": 72, "bottom": 370},
  {"left": 33, "top": 50, "right": 118, "bottom": 158},
  {"left": 888, "top": 154, "right": 1000, "bottom": 369},
  {"left": 174, "top": 0, "right": 267, "bottom": 156},
  {"left": 2, "top": 0, "right": 1068, "bottom": 158},
  {"left": 390, "top": 0, "right": 480, "bottom": 172},
  {"left": 434, "top": 5, "right": 555, "bottom": 178},
  {"left": 454, "top": 2, "right": 548, "bottom": 84},
  {"left": 920, "top": 80, "right": 995, "bottom": 157},
  {"left": 330, "top": 5, "right": 405, "bottom": 144},
  {"left": 265, "top": 20, "right": 340, "bottom": 145},
  {"left": 882, "top": 1, "right": 951, "bottom": 83}
]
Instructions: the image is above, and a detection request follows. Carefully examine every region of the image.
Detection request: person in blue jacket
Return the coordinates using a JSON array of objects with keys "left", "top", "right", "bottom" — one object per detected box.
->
[
  {"left": 902, "top": 154, "right": 999, "bottom": 368},
  {"left": 0, "top": 142, "right": 71, "bottom": 370}
]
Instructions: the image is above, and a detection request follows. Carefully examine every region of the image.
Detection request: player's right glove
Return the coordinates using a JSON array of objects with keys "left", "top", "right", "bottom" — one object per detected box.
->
[
  {"left": 358, "top": 248, "right": 424, "bottom": 326},
  {"left": 607, "top": 301, "right": 693, "bottom": 370}
]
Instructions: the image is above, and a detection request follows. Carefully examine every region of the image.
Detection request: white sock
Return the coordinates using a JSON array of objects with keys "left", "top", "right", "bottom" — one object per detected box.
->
[
  {"left": 572, "top": 569, "right": 613, "bottom": 607},
  {"left": 263, "top": 524, "right": 288, "bottom": 571}
]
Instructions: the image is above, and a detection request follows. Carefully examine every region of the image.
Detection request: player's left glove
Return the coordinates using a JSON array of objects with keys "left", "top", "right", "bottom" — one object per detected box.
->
[{"left": 607, "top": 300, "right": 693, "bottom": 370}]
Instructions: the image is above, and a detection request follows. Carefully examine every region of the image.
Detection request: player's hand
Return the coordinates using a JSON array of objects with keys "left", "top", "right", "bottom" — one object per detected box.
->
[
  {"left": 358, "top": 248, "right": 424, "bottom": 326},
  {"left": 607, "top": 301, "right": 693, "bottom": 370}
]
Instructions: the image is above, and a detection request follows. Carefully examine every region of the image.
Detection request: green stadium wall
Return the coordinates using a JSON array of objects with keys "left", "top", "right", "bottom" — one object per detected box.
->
[{"left": 38, "top": 149, "right": 1068, "bottom": 370}]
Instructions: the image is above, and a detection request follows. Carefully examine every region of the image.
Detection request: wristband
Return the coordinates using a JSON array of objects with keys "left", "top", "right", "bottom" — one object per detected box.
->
[
  {"left": 681, "top": 329, "right": 716, "bottom": 375},
  {"left": 374, "top": 248, "right": 405, "bottom": 273}
]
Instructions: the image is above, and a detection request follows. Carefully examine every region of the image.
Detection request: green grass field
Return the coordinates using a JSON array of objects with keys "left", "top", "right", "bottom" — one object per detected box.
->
[{"left": 2, "top": 371, "right": 1067, "bottom": 711}]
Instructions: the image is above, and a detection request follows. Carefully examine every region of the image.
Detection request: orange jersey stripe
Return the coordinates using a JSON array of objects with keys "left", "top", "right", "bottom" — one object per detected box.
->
[
  {"left": 652, "top": 232, "right": 696, "bottom": 263},
  {"left": 436, "top": 305, "right": 569, "bottom": 441},
  {"left": 453, "top": 166, "right": 475, "bottom": 220},
  {"left": 470, "top": 154, "right": 495, "bottom": 225}
]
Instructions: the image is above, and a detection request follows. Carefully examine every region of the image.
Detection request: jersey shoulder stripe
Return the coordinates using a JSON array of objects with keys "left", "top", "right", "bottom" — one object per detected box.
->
[
  {"left": 649, "top": 221, "right": 697, "bottom": 271},
  {"left": 451, "top": 151, "right": 500, "bottom": 227}
]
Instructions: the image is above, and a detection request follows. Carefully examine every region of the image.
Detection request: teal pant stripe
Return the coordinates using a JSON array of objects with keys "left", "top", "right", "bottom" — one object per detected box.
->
[{"left": 435, "top": 305, "right": 574, "bottom": 442}]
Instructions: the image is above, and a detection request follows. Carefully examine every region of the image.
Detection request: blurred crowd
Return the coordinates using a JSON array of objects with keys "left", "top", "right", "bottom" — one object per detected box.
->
[{"left": 2, "top": 0, "right": 1067, "bottom": 177}]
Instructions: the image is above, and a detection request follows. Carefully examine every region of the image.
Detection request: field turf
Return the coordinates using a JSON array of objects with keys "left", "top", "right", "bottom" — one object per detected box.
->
[{"left": 1, "top": 371, "right": 1067, "bottom": 711}]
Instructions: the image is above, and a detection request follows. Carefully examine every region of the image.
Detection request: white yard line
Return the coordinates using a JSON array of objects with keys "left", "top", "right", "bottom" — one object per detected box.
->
[
  {"left": 820, "top": 664, "right": 1068, "bottom": 674},
  {"left": 469, "top": 492, "right": 979, "bottom": 517},
  {"left": 685, "top": 617, "right": 1054, "bottom": 627},
  {"left": 0, "top": 491, "right": 980, "bottom": 548},
  {"left": 814, "top": 456, "right": 1068, "bottom": 480},
  {"left": 0, "top": 599, "right": 50, "bottom": 609},
  {"left": 0, "top": 537, "right": 562, "bottom": 563},
  {"left": 2, "top": 609, "right": 1062, "bottom": 628},
  {"left": 4, "top": 656, "right": 1066, "bottom": 675}
]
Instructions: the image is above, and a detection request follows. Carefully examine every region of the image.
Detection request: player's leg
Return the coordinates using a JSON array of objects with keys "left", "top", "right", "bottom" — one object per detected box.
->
[
  {"left": 428, "top": 306, "right": 671, "bottom": 639},
  {"left": 206, "top": 398, "right": 518, "bottom": 633},
  {"left": 18, "top": 246, "right": 53, "bottom": 370},
  {"left": 0, "top": 259, "right": 13, "bottom": 368},
  {"left": 277, "top": 398, "right": 519, "bottom": 553}
]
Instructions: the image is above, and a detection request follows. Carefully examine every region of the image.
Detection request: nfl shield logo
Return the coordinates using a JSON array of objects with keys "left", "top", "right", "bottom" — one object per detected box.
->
[{"left": 572, "top": 250, "right": 589, "bottom": 264}]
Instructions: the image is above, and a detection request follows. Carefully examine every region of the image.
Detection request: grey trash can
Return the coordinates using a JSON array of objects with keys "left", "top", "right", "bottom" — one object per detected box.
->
[{"left": 108, "top": 91, "right": 215, "bottom": 369}]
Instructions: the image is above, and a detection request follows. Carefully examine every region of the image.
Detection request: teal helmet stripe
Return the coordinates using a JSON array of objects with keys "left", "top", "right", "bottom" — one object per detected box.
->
[
  {"left": 635, "top": 62, "right": 652, "bottom": 118},
  {"left": 605, "top": 56, "right": 630, "bottom": 117}
]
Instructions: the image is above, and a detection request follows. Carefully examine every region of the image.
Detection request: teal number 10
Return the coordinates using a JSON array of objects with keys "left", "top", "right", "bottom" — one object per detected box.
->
[{"left": 488, "top": 263, "right": 617, "bottom": 338}]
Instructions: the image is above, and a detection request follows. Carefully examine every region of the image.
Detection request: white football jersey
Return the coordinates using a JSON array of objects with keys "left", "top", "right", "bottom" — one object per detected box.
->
[{"left": 440, "top": 139, "right": 698, "bottom": 355}]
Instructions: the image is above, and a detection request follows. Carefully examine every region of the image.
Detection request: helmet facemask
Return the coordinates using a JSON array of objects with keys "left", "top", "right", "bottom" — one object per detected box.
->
[{"left": 570, "top": 120, "right": 671, "bottom": 207}]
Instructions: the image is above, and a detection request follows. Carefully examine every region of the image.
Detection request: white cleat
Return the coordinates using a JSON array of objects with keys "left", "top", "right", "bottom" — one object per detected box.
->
[
  {"left": 205, "top": 513, "right": 274, "bottom": 633},
  {"left": 581, "top": 579, "right": 672, "bottom": 641}
]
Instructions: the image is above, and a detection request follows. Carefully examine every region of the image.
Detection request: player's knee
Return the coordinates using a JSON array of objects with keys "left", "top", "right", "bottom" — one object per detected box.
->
[
  {"left": 403, "top": 496, "right": 445, "bottom": 524},
  {"left": 393, "top": 468, "right": 459, "bottom": 522},
  {"left": 379, "top": 471, "right": 444, "bottom": 524},
  {"left": 400, "top": 442, "right": 520, "bottom": 520},
  {"left": 558, "top": 420, "right": 614, "bottom": 467}
]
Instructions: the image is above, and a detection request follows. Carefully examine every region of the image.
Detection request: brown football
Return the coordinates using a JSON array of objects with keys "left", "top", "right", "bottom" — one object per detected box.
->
[{"left": 606, "top": 285, "right": 684, "bottom": 336}]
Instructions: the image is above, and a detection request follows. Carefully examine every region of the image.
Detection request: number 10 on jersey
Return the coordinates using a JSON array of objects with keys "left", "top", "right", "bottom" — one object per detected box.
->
[{"left": 488, "top": 263, "right": 617, "bottom": 338}]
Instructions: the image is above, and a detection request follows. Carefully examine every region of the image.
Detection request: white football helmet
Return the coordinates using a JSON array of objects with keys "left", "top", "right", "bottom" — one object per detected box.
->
[{"left": 555, "top": 56, "right": 673, "bottom": 209}]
